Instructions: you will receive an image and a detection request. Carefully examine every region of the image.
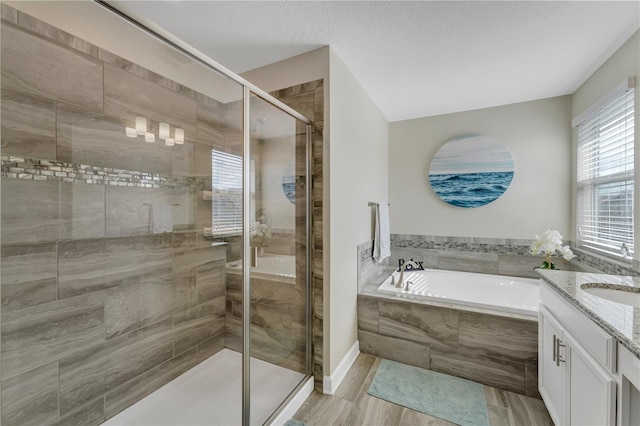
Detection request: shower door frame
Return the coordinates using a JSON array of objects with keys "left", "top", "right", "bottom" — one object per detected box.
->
[
  {"left": 95, "top": 2, "right": 315, "bottom": 425},
  {"left": 243, "top": 89, "right": 314, "bottom": 425}
]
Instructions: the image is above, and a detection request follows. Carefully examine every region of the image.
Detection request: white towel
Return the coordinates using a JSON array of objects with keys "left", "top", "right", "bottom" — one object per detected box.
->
[
  {"left": 152, "top": 203, "right": 173, "bottom": 233},
  {"left": 373, "top": 202, "right": 390, "bottom": 263}
]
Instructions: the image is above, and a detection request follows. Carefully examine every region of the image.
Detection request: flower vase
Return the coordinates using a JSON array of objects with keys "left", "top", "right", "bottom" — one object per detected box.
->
[{"left": 258, "top": 246, "right": 265, "bottom": 257}]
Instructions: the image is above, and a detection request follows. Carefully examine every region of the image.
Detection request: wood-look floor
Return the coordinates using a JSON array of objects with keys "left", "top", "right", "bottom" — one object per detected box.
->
[{"left": 293, "top": 354, "right": 554, "bottom": 426}]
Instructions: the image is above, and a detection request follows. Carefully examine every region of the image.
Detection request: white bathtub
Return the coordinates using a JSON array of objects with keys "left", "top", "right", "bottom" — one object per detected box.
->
[
  {"left": 227, "top": 254, "right": 296, "bottom": 280},
  {"left": 377, "top": 268, "right": 539, "bottom": 317}
]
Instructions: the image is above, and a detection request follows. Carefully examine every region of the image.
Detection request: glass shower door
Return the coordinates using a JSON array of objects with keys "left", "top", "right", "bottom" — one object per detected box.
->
[
  {"left": 246, "top": 93, "right": 311, "bottom": 425},
  {"left": 0, "top": 3, "right": 246, "bottom": 425}
]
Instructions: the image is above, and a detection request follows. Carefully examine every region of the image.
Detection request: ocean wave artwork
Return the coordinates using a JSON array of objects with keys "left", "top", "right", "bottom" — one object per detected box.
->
[
  {"left": 282, "top": 160, "right": 296, "bottom": 204},
  {"left": 428, "top": 135, "right": 514, "bottom": 208}
]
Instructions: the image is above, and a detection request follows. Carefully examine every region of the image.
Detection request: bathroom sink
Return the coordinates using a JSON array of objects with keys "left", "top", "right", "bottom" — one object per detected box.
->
[{"left": 580, "top": 285, "right": 640, "bottom": 307}]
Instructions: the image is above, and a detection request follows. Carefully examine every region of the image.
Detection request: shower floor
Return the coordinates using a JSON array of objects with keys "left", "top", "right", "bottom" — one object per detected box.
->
[{"left": 104, "top": 349, "right": 306, "bottom": 426}]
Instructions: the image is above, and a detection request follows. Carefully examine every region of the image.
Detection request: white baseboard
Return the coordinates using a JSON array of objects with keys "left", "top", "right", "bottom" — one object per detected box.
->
[{"left": 322, "top": 340, "right": 360, "bottom": 395}]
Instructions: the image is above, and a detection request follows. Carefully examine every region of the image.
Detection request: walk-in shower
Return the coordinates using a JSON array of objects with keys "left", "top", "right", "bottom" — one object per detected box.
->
[{"left": 0, "top": 2, "right": 314, "bottom": 425}]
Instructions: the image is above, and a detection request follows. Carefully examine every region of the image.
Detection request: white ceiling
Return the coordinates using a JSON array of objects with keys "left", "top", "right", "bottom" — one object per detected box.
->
[{"left": 116, "top": 1, "right": 639, "bottom": 122}]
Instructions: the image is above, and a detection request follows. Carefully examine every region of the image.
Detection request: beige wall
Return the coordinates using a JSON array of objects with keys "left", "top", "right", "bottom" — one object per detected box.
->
[
  {"left": 327, "top": 49, "right": 389, "bottom": 371},
  {"left": 242, "top": 47, "right": 330, "bottom": 95},
  {"left": 389, "top": 96, "right": 572, "bottom": 240},
  {"left": 570, "top": 30, "right": 640, "bottom": 265}
]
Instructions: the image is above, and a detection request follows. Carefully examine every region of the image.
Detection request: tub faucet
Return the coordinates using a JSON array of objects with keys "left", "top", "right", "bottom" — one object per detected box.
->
[{"left": 396, "top": 261, "right": 419, "bottom": 290}]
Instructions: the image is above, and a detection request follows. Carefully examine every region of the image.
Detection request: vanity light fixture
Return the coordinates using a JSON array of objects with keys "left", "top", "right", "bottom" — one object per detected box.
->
[
  {"left": 174, "top": 128, "right": 184, "bottom": 144},
  {"left": 159, "top": 122, "right": 170, "bottom": 139},
  {"left": 135, "top": 116, "right": 147, "bottom": 135},
  {"left": 125, "top": 117, "right": 185, "bottom": 146}
]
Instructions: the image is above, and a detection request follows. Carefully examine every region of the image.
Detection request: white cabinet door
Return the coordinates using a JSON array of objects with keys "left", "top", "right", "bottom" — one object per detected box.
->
[
  {"left": 565, "top": 332, "right": 616, "bottom": 426},
  {"left": 539, "top": 306, "right": 566, "bottom": 425}
]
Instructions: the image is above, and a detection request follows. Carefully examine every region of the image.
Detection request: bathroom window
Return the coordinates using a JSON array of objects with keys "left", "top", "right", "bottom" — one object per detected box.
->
[
  {"left": 212, "top": 150, "right": 243, "bottom": 235},
  {"left": 211, "top": 150, "right": 255, "bottom": 236},
  {"left": 576, "top": 86, "right": 635, "bottom": 259}
]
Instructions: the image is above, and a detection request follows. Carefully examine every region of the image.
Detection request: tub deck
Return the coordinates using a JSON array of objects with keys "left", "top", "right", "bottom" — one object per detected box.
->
[{"left": 377, "top": 268, "right": 540, "bottom": 318}]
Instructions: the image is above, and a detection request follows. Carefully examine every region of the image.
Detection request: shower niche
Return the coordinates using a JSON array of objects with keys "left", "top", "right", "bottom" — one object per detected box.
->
[{"left": 0, "top": 3, "right": 313, "bottom": 425}]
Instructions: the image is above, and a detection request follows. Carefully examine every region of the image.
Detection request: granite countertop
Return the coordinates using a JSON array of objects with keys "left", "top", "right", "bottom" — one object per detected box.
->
[{"left": 536, "top": 269, "right": 640, "bottom": 359}]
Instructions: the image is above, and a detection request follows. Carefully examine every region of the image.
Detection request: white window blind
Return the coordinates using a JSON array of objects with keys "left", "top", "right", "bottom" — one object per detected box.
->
[
  {"left": 212, "top": 150, "right": 243, "bottom": 236},
  {"left": 576, "top": 88, "right": 635, "bottom": 258}
]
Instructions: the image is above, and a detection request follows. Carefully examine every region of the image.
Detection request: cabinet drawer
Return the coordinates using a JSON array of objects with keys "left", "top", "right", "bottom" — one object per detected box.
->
[{"left": 540, "top": 281, "right": 616, "bottom": 372}]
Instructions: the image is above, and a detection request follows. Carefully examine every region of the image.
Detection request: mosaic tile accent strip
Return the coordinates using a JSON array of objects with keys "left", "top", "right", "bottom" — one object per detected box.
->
[
  {"left": 387, "top": 234, "right": 637, "bottom": 277},
  {"left": 1, "top": 155, "right": 194, "bottom": 189},
  {"left": 390, "top": 234, "right": 533, "bottom": 255},
  {"left": 572, "top": 248, "right": 638, "bottom": 277}
]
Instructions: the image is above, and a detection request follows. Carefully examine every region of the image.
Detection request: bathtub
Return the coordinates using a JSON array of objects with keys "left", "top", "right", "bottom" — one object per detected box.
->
[
  {"left": 377, "top": 268, "right": 539, "bottom": 318},
  {"left": 227, "top": 254, "right": 296, "bottom": 282}
]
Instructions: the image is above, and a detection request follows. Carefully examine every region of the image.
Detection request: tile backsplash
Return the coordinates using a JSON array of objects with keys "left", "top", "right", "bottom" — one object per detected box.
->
[{"left": 358, "top": 233, "right": 604, "bottom": 288}]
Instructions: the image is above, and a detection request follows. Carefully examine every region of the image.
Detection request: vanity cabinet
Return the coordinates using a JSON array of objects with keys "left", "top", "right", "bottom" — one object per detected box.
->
[
  {"left": 564, "top": 330, "right": 617, "bottom": 425},
  {"left": 539, "top": 284, "right": 617, "bottom": 426},
  {"left": 539, "top": 307, "right": 565, "bottom": 423}
]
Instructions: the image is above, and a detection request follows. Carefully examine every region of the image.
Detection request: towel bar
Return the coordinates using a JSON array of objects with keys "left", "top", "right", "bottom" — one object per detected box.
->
[{"left": 368, "top": 202, "right": 390, "bottom": 206}]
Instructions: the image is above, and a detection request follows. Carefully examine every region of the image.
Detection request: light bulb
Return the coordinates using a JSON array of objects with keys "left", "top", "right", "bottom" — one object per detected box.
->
[
  {"left": 174, "top": 128, "right": 184, "bottom": 144},
  {"left": 159, "top": 122, "right": 170, "bottom": 139},
  {"left": 145, "top": 133, "right": 155, "bottom": 143},
  {"left": 125, "top": 127, "right": 137, "bottom": 138},
  {"left": 165, "top": 138, "right": 175, "bottom": 146},
  {"left": 135, "top": 116, "right": 147, "bottom": 135}
]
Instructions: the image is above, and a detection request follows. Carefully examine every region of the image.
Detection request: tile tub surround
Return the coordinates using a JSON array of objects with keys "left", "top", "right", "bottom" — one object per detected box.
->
[
  {"left": 357, "top": 240, "right": 391, "bottom": 290},
  {"left": 536, "top": 269, "right": 640, "bottom": 359},
  {"left": 387, "top": 234, "right": 591, "bottom": 279},
  {"left": 357, "top": 294, "right": 540, "bottom": 397}
]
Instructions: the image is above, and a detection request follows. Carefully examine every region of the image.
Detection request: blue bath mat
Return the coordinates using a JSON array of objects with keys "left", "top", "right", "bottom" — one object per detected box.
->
[{"left": 368, "top": 359, "right": 489, "bottom": 426}]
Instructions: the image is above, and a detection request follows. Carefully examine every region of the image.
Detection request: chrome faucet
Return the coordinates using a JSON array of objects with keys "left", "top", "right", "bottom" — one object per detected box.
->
[
  {"left": 621, "top": 243, "right": 631, "bottom": 259},
  {"left": 395, "top": 260, "right": 419, "bottom": 290}
]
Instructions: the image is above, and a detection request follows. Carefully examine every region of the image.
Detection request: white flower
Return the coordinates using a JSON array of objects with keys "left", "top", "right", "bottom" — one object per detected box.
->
[
  {"left": 529, "top": 229, "right": 574, "bottom": 262},
  {"left": 559, "top": 245, "right": 576, "bottom": 261},
  {"left": 250, "top": 221, "right": 271, "bottom": 238}
]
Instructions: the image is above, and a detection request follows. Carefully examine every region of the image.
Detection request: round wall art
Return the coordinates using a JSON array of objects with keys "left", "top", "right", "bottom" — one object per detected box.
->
[
  {"left": 281, "top": 160, "right": 296, "bottom": 204},
  {"left": 428, "top": 134, "right": 514, "bottom": 208}
]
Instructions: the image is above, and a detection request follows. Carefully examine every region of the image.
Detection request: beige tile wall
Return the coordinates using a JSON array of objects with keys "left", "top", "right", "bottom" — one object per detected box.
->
[{"left": 0, "top": 7, "right": 232, "bottom": 425}]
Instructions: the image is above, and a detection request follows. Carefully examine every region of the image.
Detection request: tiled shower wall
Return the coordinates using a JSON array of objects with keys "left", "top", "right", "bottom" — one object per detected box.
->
[
  {"left": 0, "top": 7, "right": 232, "bottom": 425},
  {"left": 268, "top": 80, "right": 325, "bottom": 390}
]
